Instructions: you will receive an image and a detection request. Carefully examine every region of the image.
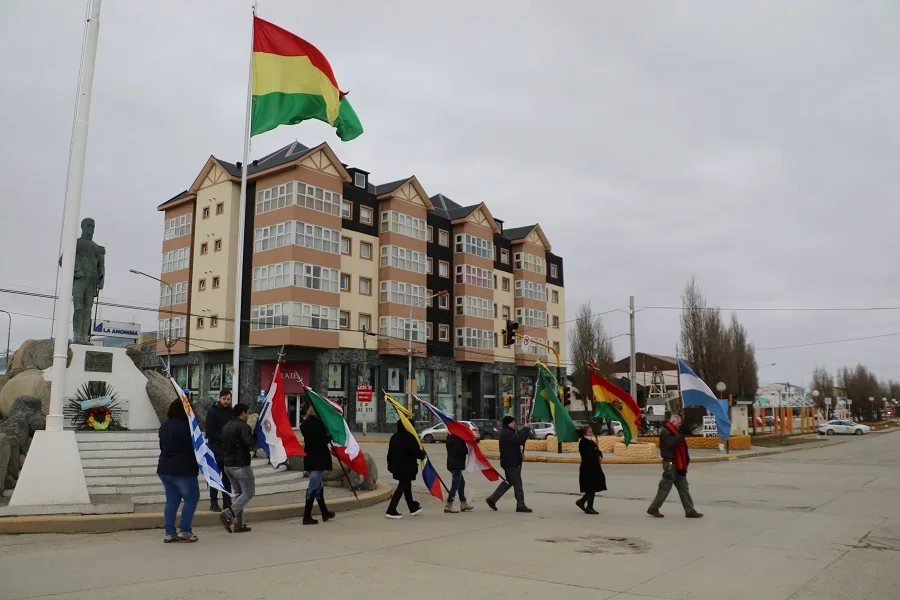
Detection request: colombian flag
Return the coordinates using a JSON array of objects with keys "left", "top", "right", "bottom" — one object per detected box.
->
[
  {"left": 252, "top": 17, "right": 363, "bottom": 140},
  {"left": 589, "top": 362, "right": 642, "bottom": 445},
  {"left": 386, "top": 395, "right": 443, "bottom": 500}
]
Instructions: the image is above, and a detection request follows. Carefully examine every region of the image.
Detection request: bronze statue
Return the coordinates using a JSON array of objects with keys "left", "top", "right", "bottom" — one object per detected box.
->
[{"left": 72, "top": 218, "right": 105, "bottom": 344}]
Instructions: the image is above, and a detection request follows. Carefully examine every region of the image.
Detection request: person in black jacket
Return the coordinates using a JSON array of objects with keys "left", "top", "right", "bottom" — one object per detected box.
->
[
  {"left": 157, "top": 400, "right": 200, "bottom": 543},
  {"left": 444, "top": 432, "right": 472, "bottom": 513},
  {"left": 205, "top": 388, "right": 232, "bottom": 512},
  {"left": 385, "top": 420, "right": 426, "bottom": 519},
  {"left": 576, "top": 426, "right": 606, "bottom": 515},
  {"left": 647, "top": 414, "right": 703, "bottom": 519},
  {"left": 485, "top": 416, "right": 532, "bottom": 513},
  {"left": 299, "top": 405, "right": 334, "bottom": 525},
  {"left": 218, "top": 403, "right": 258, "bottom": 533}
]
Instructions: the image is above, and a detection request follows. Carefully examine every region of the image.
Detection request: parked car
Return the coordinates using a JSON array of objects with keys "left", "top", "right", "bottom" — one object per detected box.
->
[
  {"left": 420, "top": 420, "right": 480, "bottom": 443},
  {"left": 529, "top": 422, "right": 556, "bottom": 440},
  {"left": 470, "top": 419, "right": 502, "bottom": 440},
  {"left": 817, "top": 420, "right": 871, "bottom": 436}
]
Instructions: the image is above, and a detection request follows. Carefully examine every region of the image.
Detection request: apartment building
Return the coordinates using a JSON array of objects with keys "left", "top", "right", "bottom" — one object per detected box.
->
[{"left": 156, "top": 140, "right": 566, "bottom": 431}]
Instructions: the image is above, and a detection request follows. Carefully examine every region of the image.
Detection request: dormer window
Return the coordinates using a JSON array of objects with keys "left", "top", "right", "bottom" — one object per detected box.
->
[{"left": 354, "top": 172, "right": 367, "bottom": 188}]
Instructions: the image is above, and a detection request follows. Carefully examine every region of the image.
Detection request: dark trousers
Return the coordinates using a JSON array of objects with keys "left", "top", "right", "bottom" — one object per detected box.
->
[
  {"left": 487, "top": 465, "right": 525, "bottom": 508},
  {"left": 209, "top": 454, "right": 232, "bottom": 508},
  {"left": 448, "top": 469, "right": 466, "bottom": 503},
  {"left": 387, "top": 479, "right": 417, "bottom": 513},
  {"left": 649, "top": 461, "right": 696, "bottom": 513}
]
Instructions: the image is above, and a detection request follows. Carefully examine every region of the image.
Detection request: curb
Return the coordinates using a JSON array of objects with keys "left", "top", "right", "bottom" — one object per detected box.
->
[{"left": 0, "top": 482, "right": 393, "bottom": 535}]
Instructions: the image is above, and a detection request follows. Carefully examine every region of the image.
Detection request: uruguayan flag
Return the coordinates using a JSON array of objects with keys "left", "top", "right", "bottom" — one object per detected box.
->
[
  {"left": 169, "top": 377, "right": 230, "bottom": 495},
  {"left": 677, "top": 359, "right": 732, "bottom": 440}
]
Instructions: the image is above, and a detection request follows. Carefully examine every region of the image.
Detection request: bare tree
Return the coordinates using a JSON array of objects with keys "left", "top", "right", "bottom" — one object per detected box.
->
[
  {"left": 728, "top": 313, "right": 758, "bottom": 402},
  {"left": 838, "top": 364, "right": 882, "bottom": 421},
  {"left": 568, "top": 301, "right": 616, "bottom": 413},
  {"left": 809, "top": 366, "right": 833, "bottom": 418}
]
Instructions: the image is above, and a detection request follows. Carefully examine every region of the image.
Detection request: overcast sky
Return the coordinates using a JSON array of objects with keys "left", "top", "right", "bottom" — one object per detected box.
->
[{"left": 1, "top": 0, "right": 898, "bottom": 389}]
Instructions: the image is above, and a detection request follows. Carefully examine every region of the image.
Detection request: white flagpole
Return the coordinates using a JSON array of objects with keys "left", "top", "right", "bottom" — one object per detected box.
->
[
  {"left": 231, "top": 3, "right": 257, "bottom": 402},
  {"left": 10, "top": 0, "right": 102, "bottom": 506}
]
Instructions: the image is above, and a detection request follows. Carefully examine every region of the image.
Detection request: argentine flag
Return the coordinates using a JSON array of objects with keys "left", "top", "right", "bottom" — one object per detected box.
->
[
  {"left": 677, "top": 359, "right": 732, "bottom": 440},
  {"left": 169, "top": 377, "right": 230, "bottom": 494}
]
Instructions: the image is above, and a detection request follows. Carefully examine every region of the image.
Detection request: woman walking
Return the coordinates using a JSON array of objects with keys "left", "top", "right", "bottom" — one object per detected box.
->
[
  {"left": 444, "top": 431, "right": 472, "bottom": 513},
  {"left": 576, "top": 425, "right": 606, "bottom": 515},
  {"left": 299, "top": 405, "right": 334, "bottom": 525},
  {"left": 385, "top": 420, "right": 426, "bottom": 519},
  {"left": 157, "top": 399, "right": 200, "bottom": 542}
]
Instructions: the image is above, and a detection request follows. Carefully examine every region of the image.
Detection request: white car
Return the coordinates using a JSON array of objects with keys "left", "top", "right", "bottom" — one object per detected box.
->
[
  {"left": 817, "top": 420, "right": 871, "bottom": 436},
  {"left": 420, "top": 421, "right": 480, "bottom": 443},
  {"left": 528, "top": 422, "right": 556, "bottom": 439}
]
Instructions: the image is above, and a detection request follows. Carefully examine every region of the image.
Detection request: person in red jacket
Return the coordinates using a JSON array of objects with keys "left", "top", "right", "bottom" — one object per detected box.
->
[{"left": 647, "top": 414, "right": 703, "bottom": 519}]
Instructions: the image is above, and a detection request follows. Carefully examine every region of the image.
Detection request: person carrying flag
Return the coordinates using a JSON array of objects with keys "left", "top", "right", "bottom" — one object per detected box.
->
[
  {"left": 486, "top": 416, "right": 533, "bottom": 513},
  {"left": 385, "top": 419, "right": 426, "bottom": 519},
  {"left": 576, "top": 425, "right": 606, "bottom": 515},
  {"left": 298, "top": 404, "right": 334, "bottom": 525},
  {"left": 444, "top": 431, "right": 472, "bottom": 513},
  {"left": 205, "top": 388, "right": 232, "bottom": 512},
  {"left": 647, "top": 413, "right": 703, "bottom": 519},
  {"left": 219, "top": 403, "right": 259, "bottom": 533},
  {"left": 156, "top": 399, "right": 200, "bottom": 543}
]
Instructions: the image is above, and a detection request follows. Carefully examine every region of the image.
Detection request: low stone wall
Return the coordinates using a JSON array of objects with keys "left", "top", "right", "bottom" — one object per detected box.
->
[
  {"left": 596, "top": 437, "right": 618, "bottom": 453},
  {"left": 613, "top": 442, "right": 658, "bottom": 458},
  {"left": 685, "top": 435, "right": 751, "bottom": 450},
  {"left": 524, "top": 439, "right": 547, "bottom": 451},
  {"left": 480, "top": 439, "right": 499, "bottom": 451}
]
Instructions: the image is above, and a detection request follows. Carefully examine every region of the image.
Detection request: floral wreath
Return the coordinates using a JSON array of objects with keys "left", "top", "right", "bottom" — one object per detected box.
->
[{"left": 67, "top": 381, "right": 128, "bottom": 431}]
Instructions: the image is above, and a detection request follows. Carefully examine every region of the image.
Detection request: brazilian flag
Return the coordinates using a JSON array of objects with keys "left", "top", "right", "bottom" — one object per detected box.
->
[{"left": 532, "top": 363, "right": 578, "bottom": 442}]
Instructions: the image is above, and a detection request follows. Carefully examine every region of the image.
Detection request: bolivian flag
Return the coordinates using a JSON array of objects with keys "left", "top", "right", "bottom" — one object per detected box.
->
[
  {"left": 252, "top": 17, "right": 363, "bottom": 141},
  {"left": 589, "top": 362, "right": 642, "bottom": 445}
]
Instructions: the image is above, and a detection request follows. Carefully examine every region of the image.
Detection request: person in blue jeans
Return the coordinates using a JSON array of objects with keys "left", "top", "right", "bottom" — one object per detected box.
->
[
  {"left": 299, "top": 405, "right": 334, "bottom": 525},
  {"left": 444, "top": 432, "right": 472, "bottom": 513},
  {"left": 156, "top": 399, "right": 200, "bottom": 543}
]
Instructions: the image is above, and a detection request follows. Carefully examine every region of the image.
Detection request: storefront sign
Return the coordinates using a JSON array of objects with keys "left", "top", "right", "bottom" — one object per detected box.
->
[
  {"left": 92, "top": 320, "right": 140, "bottom": 339},
  {"left": 356, "top": 386, "right": 375, "bottom": 423},
  {"left": 357, "top": 386, "right": 373, "bottom": 402},
  {"left": 260, "top": 361, "right": 311, "bottom": 394},
  {"left": 702, "top": 415, "right": 718, "bottom": 437}
]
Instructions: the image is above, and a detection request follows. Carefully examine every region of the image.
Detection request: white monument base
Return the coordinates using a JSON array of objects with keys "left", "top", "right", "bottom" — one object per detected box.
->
[{"left": 8, "top": 430, "right": 90, "bottom": 506}]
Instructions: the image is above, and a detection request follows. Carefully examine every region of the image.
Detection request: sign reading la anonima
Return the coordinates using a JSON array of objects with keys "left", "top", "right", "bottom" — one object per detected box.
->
[{"left": 92, "top": 320, "right": 140, "bottom": 339}]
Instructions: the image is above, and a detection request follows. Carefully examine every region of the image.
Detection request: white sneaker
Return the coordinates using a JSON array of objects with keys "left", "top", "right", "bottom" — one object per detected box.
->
[
  {"left": 444, "top": 502, "right": 459, "bottom": 514},
  {"left": 385, "top": 512, "right": 403, "bottom": 520}
]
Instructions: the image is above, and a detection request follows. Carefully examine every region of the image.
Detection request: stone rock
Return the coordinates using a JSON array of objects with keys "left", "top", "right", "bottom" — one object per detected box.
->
[
  {"left": 322, "top": 452, "right": 378, "bottom": 491},
  {"left": 285, "top": 455, "right": 305, "bottom": 472},
  {"left": 145, "top": 370, "right": 177, "bottom": 424},
  {"left": 0, "top": 374, "right": 9, "bottom": 398},
  {"left": 190, "top": 400, "right": 209, "bottom": 432},
  {"left": 6, "top": 340, "right": 32, "bottom": 378},
  {"left": 0, "top": 369, "right": 51, "bottom": 418},
  {"left": 7, "top": 339, "right": 71, "bottom": 378},
  {"left": 125, "top": 344, "right": 143, "bottom": 370},
  {"left": 0, "top": 399, "right": 45, "bottom": 448},
  {"left": 247, "top": 413, "right": 259, "bottom": 430},
  {"left": 0, "top": 432, "right": 20, "bottom": 494},
  {"left": 8, "top": 395, "right": 43, "bottom": 417}
]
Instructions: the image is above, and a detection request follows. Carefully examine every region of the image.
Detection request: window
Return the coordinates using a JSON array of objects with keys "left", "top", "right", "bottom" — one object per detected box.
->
[
  {"left": 380, "top": 245, "right": 427, "bottom": 273},
  {"left": 160, "top": 281, "right": 188, "bottom": 306},
  {"left": 427, "top": 289, "right": 433, "bottom": 307},
  {"left": 439, "top": 261, "right": 449, "bottom": 278},
  {"left": 427, "top": 226, "right": 433, "bottom": 242},
  {"left": 341, "top": 237, "right": 351, "bottom": 255},
  {"left": 211, "top": 315, "right": 219, "bottom": 328},
  {"left": 216, "top": 202, "right": 224, "bottom": 215},
  {"left": 252, "top": 261, "right": 339, "bottom": 293},
  {"left": 196, "top": 317, "right": 204, "bottom": 329},
  {"left": 501, "top": 248, "right": 509, "bottom": 264},
  {"left": 161, "top": 247, "right": 190, "bottom": 273},
  {"left": 439, "top": 324, "right": 449, "bottom": 341},
  {"left": 438, "top": 230, "right": 449, "bottom": 246},
  {"left": 359, "top": 277, "right": 372, "bottom": 295},
  {"left": 379, "top": 281, "right": 426, "bottom": 306},
  {"left": 379, "top": 316, "right": 426, "bottom": 342},
  {"left": 516, "top": 307, "right": 547, "bottom": 327},
  {"left": 427, "top": 322, "right": 433, "bottom": 340},
  {"left": 340, "top": 311, "right": 350, "bottom": 329},
  {"left": 163, "top": 213, "right": 192, "bottom": 240},
  {"left": 251, "top": 302, "right": 340, "bottom": 331},
  {"left": 494, "top": 303, "right": 498, "bottom": 318},
  {"left": 427, "top": 257, "right": 433, "bottom": 274},
  {"left": 213, "top": 276, "right": 220, "bottom": 289},
  {"left": 255, "top": 182, "right": 294, "bottom": 215},
  {"left": 360, "top": 241, "right": 372, "bottom": 260},
  {"left": 455, "top": 327, "right": 493, "bottom": 349},
  {"left": 198, "top": 279, "right": 206, "bottom": 291},
  {"left": 296, "top": 182, "right": 342, "bottom": 216},
  {"left": 158, "top": 317, "right": 186, "bottom": 340},
  {"left": 514, "top": 252, "right": 546, "bottom": 274},
  {"left": 354, "top": 172, "right": 367, "bottom": 188},
  {"left": 439, "top": 293, "right": 449, "bottom": 309},
  {"left": 340, "top": 273, "right": 351, "bottom": 292},
  {"left": 200, "top": 242, "right": 208, "bottom": 255},
  {"left": 515, "top": 280, "right": 547, "bottom": 301},
  {"left": 454, "top": 233, "right": 493, "bottom": 259},
  {"left": 360, "top": 206, "right": 373, "bottom": 225},
  {"left": 502, "top": 277, "right": 510, "bottom": 291},
  {"left": 502, "top": 305, "right": 510, "bottom": 320},
  {"left": 214, "top": 239, "right": 222, "bottom": 252},
  {"left": 341, "top": 200, "right": 352, "bottom": 219},
  {"left": 359, "top": 313, "right": 371, "bottom": 333},
  {"left": 494, "top": 275, "right": 498, "bottom": 289},
  {"left": 552, "top": 315, "right": 560, "bottom": 328},
  {"left": 255, "top": 221, "right": 341, "bottom": 254},
  {"left": 380, "top": 211, "right": 427, "bottom": 240},
  {"left": 456, "top": 296, "right": 492, "bottom": 319},
  {"left": 553, "top": 341, "right": 560, "bottom": 354},
  {"left": 494, "top": 333, "right": 499, "bottom": 347},
  {"left": 551, "top": 264, "right": 558, "bottom": 278},
  {"left": 552, "top": 290, "right": 559, "bottom": 303},
  {"left": 202, "top": 206, "right": 210, "bottom": 219},
  {"left": 455, "top": 264, "right": 492, "bottom": 288}
]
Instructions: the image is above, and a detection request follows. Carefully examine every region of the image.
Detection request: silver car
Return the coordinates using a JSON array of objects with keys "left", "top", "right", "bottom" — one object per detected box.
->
[
  {"left": 420, "top": 421, "right": 480, "bottom": 443},
  {"left": 529, "top": 421, "right": 556, "bottom": 440},
  {"left": 818, "top": 420, "right": 871, "bottom": 436}
]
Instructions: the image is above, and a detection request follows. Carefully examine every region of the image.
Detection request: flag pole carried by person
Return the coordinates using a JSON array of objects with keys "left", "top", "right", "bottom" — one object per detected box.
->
[
  {"left": 169, "top": 377, "right": 230, "bottom": 495},
  {"left": 588, "top": 361, "right": 642, "bottom": 446},
  {"left": 254, "top": 360, "right": 305, "bottom": 469},
  {"left": 385, "top": 393, "right": 449, "bottom": 497}
]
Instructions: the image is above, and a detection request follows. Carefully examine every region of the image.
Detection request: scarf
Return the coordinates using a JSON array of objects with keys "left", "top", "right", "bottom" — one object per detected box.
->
[{"left": 665, "top": 422, "right": 689, "bottom": 473}]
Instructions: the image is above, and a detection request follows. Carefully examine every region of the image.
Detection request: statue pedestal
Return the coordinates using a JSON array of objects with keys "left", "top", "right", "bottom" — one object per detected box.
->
[{"left": 9, "top": 431, "right": 90, "bottom": 506}]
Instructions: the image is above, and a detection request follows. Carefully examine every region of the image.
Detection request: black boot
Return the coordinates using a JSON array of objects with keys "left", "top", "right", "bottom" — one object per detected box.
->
[
  {"left": 303, "top": 497, "right": 318, "bottom": 525},
  {"left": 317, "top": 491, "right": 335, "bottom": 522},
  {"left": 586, "top": 495, "right": 599, "bottom": 515}
]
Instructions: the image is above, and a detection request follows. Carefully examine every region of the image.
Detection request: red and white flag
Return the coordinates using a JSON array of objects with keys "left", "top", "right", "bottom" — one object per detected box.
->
[
  {"left": 254, "top": 363, "right": 305, "bottom": 468},
  {"left": 418, "top": 397, "right": 500, "bottom": 481}
]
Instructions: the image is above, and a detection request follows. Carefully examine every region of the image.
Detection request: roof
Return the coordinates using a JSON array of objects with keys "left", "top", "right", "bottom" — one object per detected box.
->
[
  {"left": 503, "top": 225, "right": 536, "bottom": 240},
  {"left": 445, "top": 205, "right": 479, "bottom": 220},
  {"left": 430, "top": 194, "right": 463, "bottom": 218},
  {"left": 374, "top": 179, "right": 409, "bottom": 196},
  {"left": 215, "top": 141, "right": 313, "bottom": 177},
  {"left": 157, "top": 190, "right": 193, "bottom": 210}
]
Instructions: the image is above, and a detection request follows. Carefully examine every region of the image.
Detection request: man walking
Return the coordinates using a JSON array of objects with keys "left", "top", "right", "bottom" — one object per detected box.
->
[
  {"left": 205, "top": 388, "right": 232, "bottom": 512},
  {"left": 647, "top": 413, "right": 703, "bottom": 519},
  {"left": 444, "top": 430, "right": 472, "bottom": 513},
  {"left": 486, "top": 416, "right": 532, "bottom": 513},
  {"left": 219, "top": 403, "right": 258, "bottom": 533}
]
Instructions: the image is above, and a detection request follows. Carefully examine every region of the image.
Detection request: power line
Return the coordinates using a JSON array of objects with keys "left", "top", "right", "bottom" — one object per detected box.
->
[
  {"left": 638, "top": 305, "right": 900, "bottom": 313},
  {"left": 757, "top": 332, "right": 900, "bottom": 352}
]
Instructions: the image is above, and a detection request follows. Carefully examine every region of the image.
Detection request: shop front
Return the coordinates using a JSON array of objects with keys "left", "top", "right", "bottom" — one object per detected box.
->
[{"left": 259, "top": 360, "right": 312, "bottom": 428}]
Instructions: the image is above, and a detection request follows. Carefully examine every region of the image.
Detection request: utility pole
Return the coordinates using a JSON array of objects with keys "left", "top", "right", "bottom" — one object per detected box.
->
[
  {"left": 361, "top": 326, "right": 368, "bottom": 436},
  {"left": 629, "top": 296, "right": 636, "bottom": 403}
]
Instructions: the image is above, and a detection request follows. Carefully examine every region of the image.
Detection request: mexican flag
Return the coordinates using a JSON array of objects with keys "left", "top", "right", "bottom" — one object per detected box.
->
[{"left": 305, "top": 386, "right": 369, "bottom": 481}]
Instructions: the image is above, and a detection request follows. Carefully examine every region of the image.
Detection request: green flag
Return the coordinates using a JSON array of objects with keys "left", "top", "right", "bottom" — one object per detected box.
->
[{"left": 532, "top": 364, "right": 578, "bottom": 442}]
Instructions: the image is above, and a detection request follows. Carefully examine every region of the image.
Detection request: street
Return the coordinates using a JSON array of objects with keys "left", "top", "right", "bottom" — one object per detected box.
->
[{"left": 1, "top": 432, "right": 899, "bottom": 600}]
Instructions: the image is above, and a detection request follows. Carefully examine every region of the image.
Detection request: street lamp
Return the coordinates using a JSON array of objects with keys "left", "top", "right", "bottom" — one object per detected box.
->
[
  {"left": 812, "top": 389, "right": 821, "bottom": 419},
  {"left": 407, "top": 290, "right": 448, "bottom": 410},
  {"left": 129, "top": 268, "right": 173, "bottom": 374},
  {"left": 716, "top": 381, "right": 726, "bottom": 399},
  {"left": 0, "top": 309, "right": 10, "bottom": 373}
]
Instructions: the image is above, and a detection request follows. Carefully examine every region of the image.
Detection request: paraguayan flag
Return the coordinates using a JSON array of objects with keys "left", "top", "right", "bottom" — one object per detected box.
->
[
  {"left": 169, "top": 377, "right": 230, "bottom": 494},
  {"left": 677, "top": 358, "right": 732, "bottom": 440}
]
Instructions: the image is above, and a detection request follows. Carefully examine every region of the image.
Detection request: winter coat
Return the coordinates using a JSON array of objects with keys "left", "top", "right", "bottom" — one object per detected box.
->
[
  {"left": 659, "top": 422, "right": 690, "bottom": 474},
  {"left": 157, "top": 418, "right": 199, "bottom": 478},
  {"left": 300, "top": 414, "right": 333, "bottom": 472},
  {"left": 387, "top": 423, "right": 425, "bottom": 481},
  {"left": 578, "top": 437, "right": 607, "bottom": 493},
  {"left": 205, "top": 401, "right": 231, "bottom": 457},
  {"left": 446, "top": 433, "right": 468, "bottom": 471},
  {"left": 222, "top": 418, "right": 257, "bottom": 467},
  {"left": 498, "top": 425, "right": 531, "bottom": 469}
]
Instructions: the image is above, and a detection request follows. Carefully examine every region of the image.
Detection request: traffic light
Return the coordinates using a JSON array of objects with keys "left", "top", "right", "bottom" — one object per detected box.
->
[
  {"left": 502, "top": 320, "right": 519, "bottom": 346},
  {"left": 563, "top": 384, "right": 571, "bottom": 406}
]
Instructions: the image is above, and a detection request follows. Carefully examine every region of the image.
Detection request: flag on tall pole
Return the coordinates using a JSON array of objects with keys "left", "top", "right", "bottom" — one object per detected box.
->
[
  {"left": 678, "top": 358, "right": 732, "bottom": 440},
  {"left": 255, "top": 362, "right": 305, "bottom": 469},
  {"left": 532, "top": 362, "right": 578, "bottom": 442},
  {"left": 417, "top": 396, "right": 499, "bottom": 481},
  {"left": 589, "top": 362, "right": 642, "bottom": 445},
  {"left": 386, "top": 394, "right": 443, "bottom": 500},
  {"left": 170, "top": 378, "right": 230, "bottom": 495},
  {"left": 305, "top": 385, "right": 369, "bottom": 480}
]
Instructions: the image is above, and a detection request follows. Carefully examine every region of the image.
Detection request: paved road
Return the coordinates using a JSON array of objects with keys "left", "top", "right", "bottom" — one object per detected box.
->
[{"left": 1, "top": 432, "right": 898, "bottom": 600}]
